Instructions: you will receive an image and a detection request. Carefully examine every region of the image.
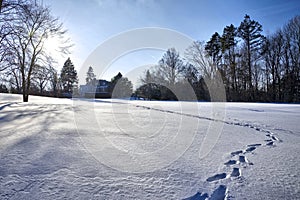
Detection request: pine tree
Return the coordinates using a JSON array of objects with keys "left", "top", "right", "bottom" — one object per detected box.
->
[
  {"left": 60, "top": 58, "right": 78, "bottom": 94},
  {"left": 222, "top": 24, "right": 238, "bottom": 93},
  {"left": 205, "top": 32, "right": 222, "bottom": 64},
  {"left": 238, "top": 14, "right": 264, "bottom": 100},
  {"left": 110, "top": 72, "right": 123, "bottom": 92},
  {"left": 110, "top": 72, "right": 133, "bottom": 98},
  {"left": 86, "top": 66, "right": 96, "bottom": 85}
]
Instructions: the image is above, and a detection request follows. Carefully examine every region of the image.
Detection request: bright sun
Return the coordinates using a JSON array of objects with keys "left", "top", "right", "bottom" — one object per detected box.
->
[
  {"left": 43, "top": 35, "right": 68, "bottom": 66},
  {"left": 44, "top": 36, "right": 61, "bottom": 55}
]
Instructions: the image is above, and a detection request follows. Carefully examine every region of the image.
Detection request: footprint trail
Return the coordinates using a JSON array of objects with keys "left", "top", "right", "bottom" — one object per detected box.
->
[
  {"left": 140, "top": 104, "right": 283, "bottom": 200},
  {"left": 185, "top": 126, "right": 282, "bottom": 199}
]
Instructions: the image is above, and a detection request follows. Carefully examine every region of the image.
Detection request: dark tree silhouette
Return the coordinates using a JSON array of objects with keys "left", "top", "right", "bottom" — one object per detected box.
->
[
  {"left": 238, "top": 14, "right": 264, "bottom": 100},
  {"left": 222, "top": 24, "right": 238, "bottom": 93},
  {"left": 60, "top": 58, "right": 78, "bottom": 94},
  {"left": 205, "top": 32, "right": 222, "bottom": 64}
]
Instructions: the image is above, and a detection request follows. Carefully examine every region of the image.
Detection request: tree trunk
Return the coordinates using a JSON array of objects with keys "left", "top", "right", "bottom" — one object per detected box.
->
[
  {"left": 23, "top": 93, "right": 28, "bottom": 102},
  {"left": 21, "top": 70, "right": 27, "bottom": 102},
  {"left": 247, "top": 43, "right": 253, "bottom": 100},
  {"left": 0, "top": 0, "right": 3, "bottom": 13}
]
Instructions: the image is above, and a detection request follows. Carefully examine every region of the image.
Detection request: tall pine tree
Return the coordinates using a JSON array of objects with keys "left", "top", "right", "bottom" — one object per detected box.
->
[
  {"left": 60, "top": 58, "right": 78, "bottom": 94},
  {"left": 238, "top": 14, "right": 264, "bottom": 100},
  {"left": 205, "top": 32, "right": 222, "bottom": 64},
  {"left": 222, "top": 24, "right": 238, "bottom": 93}
]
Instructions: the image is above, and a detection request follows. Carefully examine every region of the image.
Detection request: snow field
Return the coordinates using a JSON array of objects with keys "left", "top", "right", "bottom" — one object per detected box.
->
[{"left": 0, "top": 94, "right": 299, "bottom": 199}]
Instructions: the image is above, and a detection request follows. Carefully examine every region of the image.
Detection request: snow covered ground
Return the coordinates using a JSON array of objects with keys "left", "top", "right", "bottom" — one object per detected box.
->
[{"left": 0, "top": 93, "right": 299, "bottom": 199}]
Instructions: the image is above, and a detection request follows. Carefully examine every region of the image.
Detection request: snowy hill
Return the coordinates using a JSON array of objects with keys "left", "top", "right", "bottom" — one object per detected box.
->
[{"left": 0, "top": 94, "right": 299, "bottom": 199}]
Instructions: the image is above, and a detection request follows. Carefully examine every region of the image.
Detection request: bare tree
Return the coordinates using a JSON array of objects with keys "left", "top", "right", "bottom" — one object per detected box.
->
[
  {"left": 281, "top": 15, "right": 300, "bottom": 102},
  {"left": 6, "top": 64, "right": 22, "bottom": 92},
  {"left": 0, "top": 0, "right": 28, "bottom": 71},
  {"left": 185, "top": 41, "right": 226, "bottom": 101},
  {"left": 2, "top": 0, "right": 70, "bottom": 101},
  {"left": 31, "top": 64, "right": 51, "bottom": 94},
  {"left": 157, "top": 48, "right": 184, "bottom": 86},
  {"left": 185, "top": 41, "right": 217, "bottom": 80},
  {"left": 262, "top": 31, "right": 284, "bottom": 101},
  {"left": 48, "top": 66, "right": 58, "bottom": 96}
]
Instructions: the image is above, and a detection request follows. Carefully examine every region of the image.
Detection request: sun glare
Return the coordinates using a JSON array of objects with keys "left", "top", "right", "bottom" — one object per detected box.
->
[
  {"left": 43, "top": 35, "right": 68, "bottom": 66},
  {"left": 44, "top": 36, "right": 61, "bottom": 55}
]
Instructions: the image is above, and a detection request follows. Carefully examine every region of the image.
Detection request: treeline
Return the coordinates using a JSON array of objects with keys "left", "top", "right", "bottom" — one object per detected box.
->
[
  {"left": 136, "top": 15, "right": 300, "bottom": 102},
  {"left": 1, "top": 53, "right": 79, "bottom": 98}
]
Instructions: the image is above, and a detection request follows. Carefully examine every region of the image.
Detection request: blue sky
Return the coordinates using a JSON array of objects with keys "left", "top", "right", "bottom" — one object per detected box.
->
[{"left": 43, "top": 0, "right": 300, "bottom": 86}]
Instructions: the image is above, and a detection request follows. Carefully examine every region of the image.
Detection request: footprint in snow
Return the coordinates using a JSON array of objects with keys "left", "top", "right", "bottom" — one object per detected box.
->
[
  {"left": 245, "top": 146, "right": 256, "bottom": 153},
  {"left": 206, "top": 173, "right": 227, "bottom": 182},
  {"left": 231, "top": 150, "right": 243, "bottom": 156},
  {"left": 271, "top": 135, "right": 279, "bottom": 141},
  {"left": 183, "top": 186, "right": 227, "bottom": 200},
  {"left": 265, "top": 132, "right": 282, "bottom": 144},
  {"left": 209, "top": 185, "right": 227, "bottom": 200},
  {"left": 224, "top": 160, "right": 237, "bottom": 166},
  {"left": 266, "top": 141, "right": 274, "bottom": 146},
  {"left": 182, "top": 192, "right": 208, "bottom": 200},
  {"left": 224, "top": 157, "right": 252, "bottom": 166},
  {"left": 238, "top": 155, "right": 246, "bottom": 163},
  {"left": 247, "top": 143, "right": 261, "bottom": 147},
  {"left": 266, "top": 133, "right": 281, "bottom": 141},
  {"left": 230, "top": 167, "right": 241, "bottom": 177},
  {"left": 255, "top": 127, "right": 261, "bottom": 131}
]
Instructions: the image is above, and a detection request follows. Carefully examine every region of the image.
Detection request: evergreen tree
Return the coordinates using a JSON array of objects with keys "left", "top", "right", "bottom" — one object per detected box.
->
[
  {"left": 110, "top": 72, "right": 123, "bottom": 92},
  {"left": 222, "top": 24, "right": 238, "bottom": 97},
  {"left": 205, "top": 32, "right": 222, "bottom": 64},
  {"left": 60, "top": 58, "right": 78, "bottom": 94},
  {"left": 238, "top": 14, "right": 264, "bottom": 99},
  {"left": 110, "top": 72, "right": 133, "bottom": 98},
  {"left": 86, "top": 66, "right": 96, "bottom": 85}
]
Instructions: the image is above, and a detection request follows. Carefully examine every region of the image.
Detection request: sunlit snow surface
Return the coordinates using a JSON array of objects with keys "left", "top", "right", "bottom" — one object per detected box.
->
[{"left": 0, "top": 94, "right": 299, "bottom": 199}]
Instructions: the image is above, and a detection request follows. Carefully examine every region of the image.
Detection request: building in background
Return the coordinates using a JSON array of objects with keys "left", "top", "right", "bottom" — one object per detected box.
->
[{"left": 79, "top": 79, "right": 111, "bottom": 98}]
